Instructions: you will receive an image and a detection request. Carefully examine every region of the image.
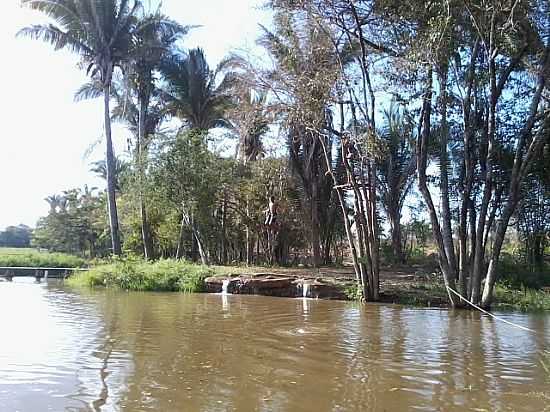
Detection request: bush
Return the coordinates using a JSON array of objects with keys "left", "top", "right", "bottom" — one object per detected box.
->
[
  {"left": 343, "top": 283, "right": 362, "bottom": 301},
  {"left": 68, "top": 258, "right": 212, "bottom": 293},
  {"left": 494, "top": 283, "right": 550, "bottom": 311},
  {"left": 0, "top": 249, "right": 86, "bottom": 268},
  {"left": 497, "top": 255, "right": 550, "bottom": 290}
]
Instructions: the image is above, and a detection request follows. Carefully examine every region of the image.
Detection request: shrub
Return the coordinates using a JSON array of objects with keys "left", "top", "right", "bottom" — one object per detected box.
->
[
  {"left": 343, "top": 283, "right": 362, "bottom": 301},
  {"left": 68, "top": 258, "right": 212, "bottom": 293},
  {"left": 497, "top": 256, "right": 550, "bottom": 290}
]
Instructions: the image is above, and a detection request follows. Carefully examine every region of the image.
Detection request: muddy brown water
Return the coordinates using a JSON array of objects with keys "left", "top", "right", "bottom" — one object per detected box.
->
[{"left": 1, "top": 279, "right": 549, "bottom": 412}]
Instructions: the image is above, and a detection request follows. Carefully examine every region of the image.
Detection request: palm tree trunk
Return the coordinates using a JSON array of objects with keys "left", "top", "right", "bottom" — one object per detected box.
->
[
  {"left": 104, "top": 79, "right": 122, "bottom": 256},
  {"left": 138, "top": 97, "right": 153, "bottom": 260},
  {"left": 388, "top": 205, "right": 403, "bottom": 263}
]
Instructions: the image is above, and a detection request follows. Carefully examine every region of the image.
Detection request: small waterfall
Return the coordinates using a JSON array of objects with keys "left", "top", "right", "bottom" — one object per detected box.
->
[
  {"left": 302, "top": 283, "right": 310, "bottom": 298},
  {"left": 221, "top": 279, "right": 230, "bottom": 295}
]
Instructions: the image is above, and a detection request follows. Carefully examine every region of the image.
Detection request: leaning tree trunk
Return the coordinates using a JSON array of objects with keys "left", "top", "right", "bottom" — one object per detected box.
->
[
  {"left": 176, "top": 212, "right": 187, "bottom": 259},
  {"left": 103, "top": 76, "right": 122, "bottom": 256},
  {"left": 180, "top": 205, "right": 209, "bottom": 265},
  {"left": 138, "top": 97, "right": 154, "bottom": 260}
]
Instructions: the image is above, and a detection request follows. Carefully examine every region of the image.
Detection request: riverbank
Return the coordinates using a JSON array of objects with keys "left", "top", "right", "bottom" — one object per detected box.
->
[{"left": 65, "top": 258, "right": 550, "bottom": 312}]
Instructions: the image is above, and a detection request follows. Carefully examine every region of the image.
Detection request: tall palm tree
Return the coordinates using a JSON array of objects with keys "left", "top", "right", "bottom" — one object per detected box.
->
[
  {"left": 159, "top": 48, "right": 233, "bottom": 130},
  {"left": 250, "top": 12, "right": 344, "bottom": 267},
  {"left": 18, "top": 0, "right": 176, "bottom": 255},
  {"left": 113, "top": 13, "right": 186, "bottom": 260}
]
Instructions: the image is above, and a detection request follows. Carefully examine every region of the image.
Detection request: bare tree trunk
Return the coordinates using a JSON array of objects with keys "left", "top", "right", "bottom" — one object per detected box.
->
[
  {"left": 180, "top": 205, "right": 209, "bottom": 265},
  {"left": 103, "top": 75, "right": 122, "bottom": 256},
  {"left": 416, "top": 67, "right": 459, "bottom": 307},
  {"left": 246, "top": 197, "right": 251, "bottom": 265},
  {"left": 457, "top": 39, "right": 480, "bottom": 298},
  {"left": 220, "top": 191, "right": 227, "bottom": 264},
  {"left": 194, "top": 229, "right": 209, "bottom": 266},
  {"left": 311, "top": 180, "right": 321, "bottom": 267},
  {"left": 176, "top": 212, "right": 186, "bottom": 260},
  {"left": 318, "top": 133, "right": 361, "bottom": 284},
  {"left": 480, "top": 40, "right": 549, "bottom": 307},
  {"left": 438, "top": 67, "right": 458, "bottom": 278}
]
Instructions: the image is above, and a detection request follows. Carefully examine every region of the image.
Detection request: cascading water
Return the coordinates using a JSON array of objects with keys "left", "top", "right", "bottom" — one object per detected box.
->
[
  {"left": 221, "top": 279, "right": 230, "bottom": 295},
  {"left": 302, "top": 283, "right": 310, "bottom": 298}
]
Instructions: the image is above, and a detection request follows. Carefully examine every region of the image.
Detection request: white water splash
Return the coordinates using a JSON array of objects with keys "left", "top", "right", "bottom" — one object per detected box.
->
[
  {"left": 222, "top": 293, "right": 229, "bottom": 312},
  {"left": 302, "top": 283, "right": 310, "bottom": 298},
  {"left": 221, "top": 279, "right": 230, "bottom": 295}
]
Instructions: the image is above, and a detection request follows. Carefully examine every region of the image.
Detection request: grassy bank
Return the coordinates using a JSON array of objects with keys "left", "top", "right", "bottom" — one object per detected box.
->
[
  {"left": 494, "top": 284, "right": 550, "bottom": 311},
  {"left": 0, "top": 247, "right": 86, "bottom": 268},
  {"left": 68, "top": 258, "right": 213, "bottom": 293},
  {"left": 64, "top": 257, "right": 550, "bottom": 310},
  {"left": 342, "top": 272, "right": 550, "bottom": 311},
  {"left": 382, "top": 283, "right": 550, "bottom": 311}
]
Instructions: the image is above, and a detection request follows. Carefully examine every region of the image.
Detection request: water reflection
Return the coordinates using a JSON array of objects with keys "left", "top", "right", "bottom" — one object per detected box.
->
[{"left": 0, "top": 279, "right": 548, "bottom": 411}]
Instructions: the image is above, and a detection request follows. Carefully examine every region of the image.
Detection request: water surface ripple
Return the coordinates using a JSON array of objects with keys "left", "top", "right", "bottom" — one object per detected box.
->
[{"left": 1, "top": 279, "right": 549, "bottom": 411}]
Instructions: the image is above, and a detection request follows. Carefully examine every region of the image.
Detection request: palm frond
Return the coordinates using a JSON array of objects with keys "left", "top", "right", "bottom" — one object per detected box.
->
[
  {"left": 17, "top": 24, "right": 92, "bottom": 55},
  {"left": 74, "top": 80, "right": 103, "bottom": 102}
]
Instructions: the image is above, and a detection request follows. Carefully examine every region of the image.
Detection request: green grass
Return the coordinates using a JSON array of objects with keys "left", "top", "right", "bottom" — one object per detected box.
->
[
  {"left": 68, "top": 258, "right": 213, "bottom": 293},
  {"left": 494, "top": 284, "right": 550, "bottom": 311},
  {"left": 0, "top": 247, "right": 86, "bottom": 268}
]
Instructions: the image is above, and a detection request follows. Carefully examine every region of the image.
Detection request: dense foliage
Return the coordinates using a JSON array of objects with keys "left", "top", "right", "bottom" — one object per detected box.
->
[
  {"left": 0, "top": 225, "right": 32, "bottom": 248},
  {"left": 20, "top": 0, "right": 550, "bottom": 307}
]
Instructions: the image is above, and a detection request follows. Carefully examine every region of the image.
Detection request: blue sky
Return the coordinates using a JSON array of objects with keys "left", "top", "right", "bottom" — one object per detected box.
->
[{"left": 0, "top": 0, "right": 270, "bottom": 230}]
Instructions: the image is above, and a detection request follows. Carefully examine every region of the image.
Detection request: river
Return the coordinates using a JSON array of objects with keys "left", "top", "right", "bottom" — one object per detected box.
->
[{"left": 0, "top": 278, "right": 549, "bottom": 411}]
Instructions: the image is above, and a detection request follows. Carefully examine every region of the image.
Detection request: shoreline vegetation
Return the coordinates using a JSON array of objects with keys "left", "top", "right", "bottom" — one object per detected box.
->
[
  {"left": 1, "top": 248, "right": 548, "bottom": 311},
  {"left": 0, "top": 248, "right": 86, "bottom": 268},
  {"left": 62, "top": 256, "right": 550, "bottom": 312},
  {"left": 15, "top": 0, "right": 550, "bottom": 312}
]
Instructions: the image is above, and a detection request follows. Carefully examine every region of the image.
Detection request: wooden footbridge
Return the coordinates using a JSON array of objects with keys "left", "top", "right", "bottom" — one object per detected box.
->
[{"left": 0, "top": 267, "right": 89, "bottom": 282}]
